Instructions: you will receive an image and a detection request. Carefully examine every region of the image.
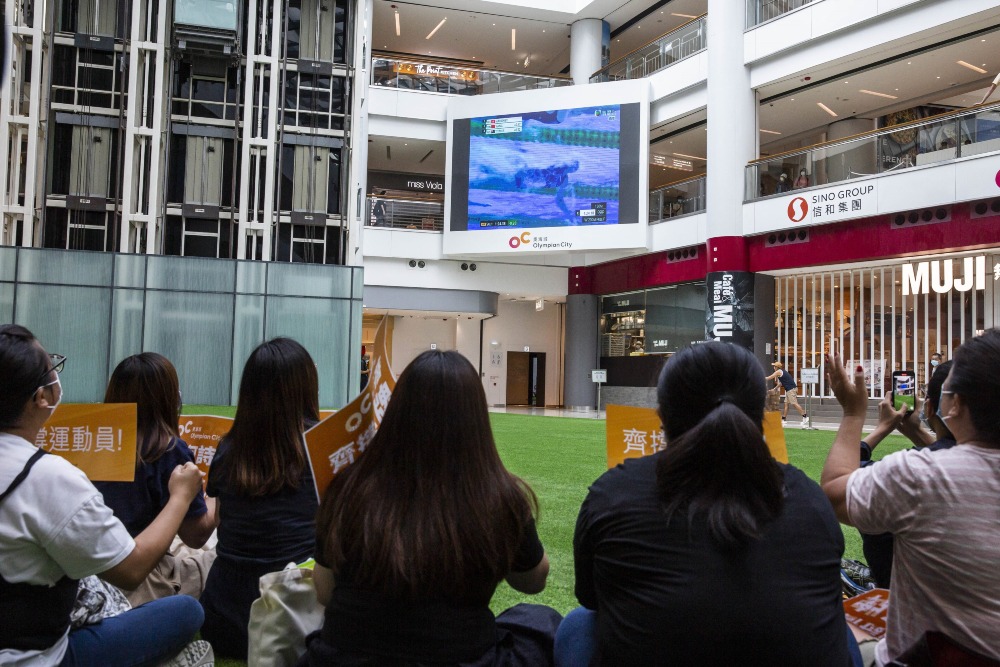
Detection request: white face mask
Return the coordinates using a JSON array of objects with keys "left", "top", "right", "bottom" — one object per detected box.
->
[
  {"left": 40, "top": 376, "right": 62, "bottom": 411},
  {"left": 931, "top": 359, "right": 940, "bottom": 367}
]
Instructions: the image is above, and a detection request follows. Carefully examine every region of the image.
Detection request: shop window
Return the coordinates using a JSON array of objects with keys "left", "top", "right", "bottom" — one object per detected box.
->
[{"left": 286, "top": 0, "right": 348, "bottom": 63}]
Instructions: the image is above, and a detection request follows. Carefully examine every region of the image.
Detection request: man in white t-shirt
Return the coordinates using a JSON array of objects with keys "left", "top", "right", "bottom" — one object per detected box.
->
[{"left": 820, "top": 332, "right": 1000, "bottom": 665}]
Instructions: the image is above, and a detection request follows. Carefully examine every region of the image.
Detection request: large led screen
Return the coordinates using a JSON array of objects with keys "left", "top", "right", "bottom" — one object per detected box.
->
[{"left": 444, "top": 81, "right": 649, "bottom": 256}]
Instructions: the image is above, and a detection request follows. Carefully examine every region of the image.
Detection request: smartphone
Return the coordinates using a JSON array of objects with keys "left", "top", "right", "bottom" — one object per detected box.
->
[{"left": 891, "top": 371, "right": 915, "bottom": 412}]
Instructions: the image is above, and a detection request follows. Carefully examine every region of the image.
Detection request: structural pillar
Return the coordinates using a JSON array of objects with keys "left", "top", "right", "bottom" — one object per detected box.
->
[
  {"left": 705, "top": 0, "right": 757, "bottom": 351},
  {"left": 570, "top": 19, "right": 608, "bottom": 85},
  {"left": 564, "top": 294, "right": 599, "bottom": 410}
]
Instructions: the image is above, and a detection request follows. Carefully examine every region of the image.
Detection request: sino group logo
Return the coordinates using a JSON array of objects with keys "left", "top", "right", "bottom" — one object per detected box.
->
[
  {"left": 509, "top": 231, "right": 532, "bottom": 248},
  {"left": 787, "top": 197, "right": 808, "bottom": 223}
]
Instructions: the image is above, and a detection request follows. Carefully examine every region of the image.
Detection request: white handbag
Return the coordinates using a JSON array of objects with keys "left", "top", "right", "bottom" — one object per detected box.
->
[{"left": 247, "top": 562, "right": 325, "bottom": 667}]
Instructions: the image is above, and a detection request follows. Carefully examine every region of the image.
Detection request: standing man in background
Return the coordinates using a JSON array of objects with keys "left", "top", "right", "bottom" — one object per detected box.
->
[{"left": 766, "top": 362, "right": 808, "bottom": 427}]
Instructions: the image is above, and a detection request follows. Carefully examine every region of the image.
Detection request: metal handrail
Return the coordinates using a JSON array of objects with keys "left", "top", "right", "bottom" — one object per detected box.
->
[
  {"left": 370, "top": 56, "right": 571, "bottom": 96},
  {"left": 366, "top": 196, "right": 443, "bottom": 231},
  {"left": 746, "top": 0, "right": 814, "bottom": 28},
  {"left": 651, "top": 174, "right": 707, "bottom": 193},
  {"left": 589, "top": 16, "right": 707, "bottom": 83},
  {"left": 649, "top": 175, "right": 706, "bottom": 223}
]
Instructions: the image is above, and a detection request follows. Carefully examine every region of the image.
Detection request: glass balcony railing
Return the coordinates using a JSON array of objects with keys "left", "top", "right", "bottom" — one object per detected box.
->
[
  {"left": 746, "top": 103, "right": 1000, "bottom": 201},
  {"left": 649, "top": 176, "right": 706, "bottom": 223},
  {"left": 370, "top": 57, "right": 571, "bottom": 96},
  {"left": 746, "top": 0, "right": 814, "bottom": 28},
  {"left": 590, "top": 16, "right": 706, "bottom": 84},
  {"left": 366, "top": 196, "right": 443, "bottom": 231}
]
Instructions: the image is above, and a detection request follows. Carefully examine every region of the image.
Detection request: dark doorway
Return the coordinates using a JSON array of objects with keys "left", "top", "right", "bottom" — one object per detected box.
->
[{"left": 506, "top": 351, "right": 546, "bottom": 407}]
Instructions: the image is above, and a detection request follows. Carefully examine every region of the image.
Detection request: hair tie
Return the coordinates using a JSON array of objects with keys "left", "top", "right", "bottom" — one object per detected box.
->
[{"left": 716, "top": 395, "right": 734, "bottom": 407}]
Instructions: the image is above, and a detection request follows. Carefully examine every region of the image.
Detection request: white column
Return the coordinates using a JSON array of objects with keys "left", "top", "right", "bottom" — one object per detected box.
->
[
  {"left": 705, "top": 2, "right": 756, "bottom": 239},
  {"left": 346, "top": 0, "right": 373, "bottom": 266},
  {"left": 570, "top": 19, "right": 604, "bottom": 85}
]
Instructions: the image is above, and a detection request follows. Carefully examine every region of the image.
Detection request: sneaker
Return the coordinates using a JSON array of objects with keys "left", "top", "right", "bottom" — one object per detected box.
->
[
  {"left": 800, "top": 418, "right": 809, "bottom": 428},
  {"left": 159, "top": 640, "right": 214, "bottom": 667}
]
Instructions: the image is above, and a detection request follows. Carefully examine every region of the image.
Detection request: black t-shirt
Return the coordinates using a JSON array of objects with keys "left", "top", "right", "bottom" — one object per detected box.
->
[
  {"left": 95, "top": 437, "right": 207, "bottom": 538},
  {"left": 316, "top": 518, "right": 544, "bottom": 663},
  {"left": 574, "top": 455, "right": 850, "bottom": 667},
  {"left": 206, "top": 440, "right": 318, "bottom": 564}
]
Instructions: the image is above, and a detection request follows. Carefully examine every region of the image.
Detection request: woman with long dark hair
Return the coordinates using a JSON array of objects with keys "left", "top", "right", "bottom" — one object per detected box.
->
[
  {"left": 0, "top": 325, "right": 210, "bottom": 666},
  {"left": 200, "top": 337, "right": 321, "bottom": 659},
  {"left": 94, "top": 353, "right": 218, "bottom": 605},
  {"left": 305, "top": 350, "right": 560, "bottom": 666},
  {"left": 559, "top": 342, "right": 851, "bottom": 666}
]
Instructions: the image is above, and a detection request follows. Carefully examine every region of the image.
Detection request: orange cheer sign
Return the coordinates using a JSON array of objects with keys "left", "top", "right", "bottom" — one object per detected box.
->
[
  {"left": 178, "top": 414, "right": 234, "bottom": 476},
  {"left": 35, "top": 403, "right": 138, "bottom": 482},
  {"left": 304, "top": 315, "right": 396, "bottom": 499},
  {"left": 605, "top": 404, "right": 789, "bottom": 468}
]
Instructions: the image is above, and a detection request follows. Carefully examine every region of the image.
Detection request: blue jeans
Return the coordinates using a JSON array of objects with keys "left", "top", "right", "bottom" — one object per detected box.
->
[
  {"left": 554, "top": 607, "right": 864, "bottom": 667},
  {"left": 61, "top": 595, "right": 203, "bottom": 667}
]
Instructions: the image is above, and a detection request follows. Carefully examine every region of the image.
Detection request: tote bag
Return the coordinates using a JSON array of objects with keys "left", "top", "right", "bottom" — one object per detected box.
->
[{"left": 248, "top": 562, "right": 324, "bottom": 667}]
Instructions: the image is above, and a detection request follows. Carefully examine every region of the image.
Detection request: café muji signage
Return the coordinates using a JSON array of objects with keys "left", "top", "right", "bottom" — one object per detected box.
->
[{"left": 902, "top": 256, "right": 986, "bottom": 296}]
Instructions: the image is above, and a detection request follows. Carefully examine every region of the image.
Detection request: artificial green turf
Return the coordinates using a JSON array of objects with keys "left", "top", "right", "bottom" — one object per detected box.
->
[{"left": 185, "top": 406, "right": 913, "bottom": 667}]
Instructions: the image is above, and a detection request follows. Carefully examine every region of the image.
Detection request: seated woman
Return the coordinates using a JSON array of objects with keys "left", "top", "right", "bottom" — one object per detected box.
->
[
  {"left": 0, "top": 325, "right": 209, "bottom": 666},
  {"left": 559, "top": 342, "right": 852, "bottom": 666},
  {"left": 304, "top": 350, "right": 560, "bottom": 666},
  {"left": 94, "top": 353, "right": 218, "bottom": 606},
  {"left": 200, "top": 338, "right": 321, "bottom": 659},
  {"left": 822, "top": 332, "right": 1000, "bottom": 663}
]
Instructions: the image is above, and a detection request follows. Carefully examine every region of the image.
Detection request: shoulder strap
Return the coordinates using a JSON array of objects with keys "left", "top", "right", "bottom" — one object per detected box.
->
[{"left": 0, "top": 449, "right": 47, "bottom": 506}]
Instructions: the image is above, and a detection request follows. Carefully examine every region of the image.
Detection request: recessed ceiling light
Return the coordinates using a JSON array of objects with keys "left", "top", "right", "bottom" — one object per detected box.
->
[
  {"left": 817, "top": 102, "right": 838, "bottom": 117},
  {"left": 674, "top": 152, "right": 705, "bottom": 160},
  {"left": 394, "top": 10, "right": 400, "bottom": 37},
  {"left": 936, "top": 76, "right": 941, "bottom": 79},
  {"left": 760, "top": 129, "right": 782, "bottom": 135},
  {"left": 844, "top": 80, "right": 849, "bottom": 83},
  {"left": 511, "top": 28, "right": 516, "bottom": 50},
  {"left": 425, "top": 17, "right": 446, "bottom": 40},
  {"left": 907, "top": 61, "right": 912, "bottom": 65},
  {"left": 542, "top": 29, "right": 545, "bottom": 32},
  {"left": 671, "top": 13, "right": 698, "bottom": 18},
  {"left": 957, "top": 60, "right": 988, "bottom": 74},
  {"left": 790, "top": 98, "right": 795, "bottom": 101},
  {"left": 859, "top": 89, "right": 898, "bottom": 99}
]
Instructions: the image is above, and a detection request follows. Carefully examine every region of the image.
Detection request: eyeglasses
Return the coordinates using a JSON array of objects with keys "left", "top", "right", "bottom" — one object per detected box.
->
[{"left": 36, "top": 353, "right": 67, "bottom": 387}]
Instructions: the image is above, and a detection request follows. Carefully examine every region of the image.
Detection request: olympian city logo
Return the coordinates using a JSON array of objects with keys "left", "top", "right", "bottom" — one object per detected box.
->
[
  {"left": 787, "top": 197, "right": 808, "bottom": 223},
  {"left": 509, "top": 231, "right": 532, "bottom": 248}
]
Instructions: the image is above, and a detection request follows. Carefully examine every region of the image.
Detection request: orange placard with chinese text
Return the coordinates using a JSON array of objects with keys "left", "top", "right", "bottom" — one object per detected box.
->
[
  {"left": 36, "top": 403, "right": 138, "bottom": 482},
  {"left": 606, "top": 404, "right": 790, "bottom": 468},
  {"left": 605, "top": 404, "right": 665, "bottom": 469},
  {"left": 843, "top": 589, "right": 889, "bottom": 639},
  {"left": 178, "top": 415, "right": 233, "bottom": 476},
  {"left": 304, "top": 316, "right": 396, "bottom": 500}
]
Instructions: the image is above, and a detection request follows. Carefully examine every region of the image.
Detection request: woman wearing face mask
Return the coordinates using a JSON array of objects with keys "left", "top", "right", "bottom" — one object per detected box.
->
[
  {"left": 794, "top": 168, "right": 810, "bottom": 189},
  {"left": 853, "top": 361, "right": 956, "bottom": 589},
  {"left": 0, "top": 325, "right": 211, "bottom": 666},
  {"left": 823, "top": 331, "right": 1000, "bottom": 664},
  {"left": 94, "top": 353, "right": 219, "bottom": 606}
]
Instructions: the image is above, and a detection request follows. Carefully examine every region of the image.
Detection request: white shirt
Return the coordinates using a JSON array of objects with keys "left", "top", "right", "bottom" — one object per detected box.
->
[
  {"left": 0, "top": 432, "right": 135, "bottom": 666},
  {"left": 847, "top": 444, "right": 1000, "bottom": 664}
]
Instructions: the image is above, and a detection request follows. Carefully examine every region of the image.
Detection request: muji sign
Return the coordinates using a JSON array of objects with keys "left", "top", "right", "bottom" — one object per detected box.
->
[{"left": 902, "top": 256, "right": 986, "bottom": 296}]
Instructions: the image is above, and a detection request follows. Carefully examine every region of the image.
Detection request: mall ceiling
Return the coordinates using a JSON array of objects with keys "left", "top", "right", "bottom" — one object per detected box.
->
[{"left": 372, "top": 0, "right": 703, "bottom": 78}]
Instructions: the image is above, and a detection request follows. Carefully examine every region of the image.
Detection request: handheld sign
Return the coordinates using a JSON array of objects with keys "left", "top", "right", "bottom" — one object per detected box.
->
[
  {"left": 800, "top": 368, "right": 820, "bottom": 384},
  {"left": 35, "top": 403, "right": 138, "bottom": 481},
  {"left": 843, "top": 589, "right": 889, "bottom": 639},
  {"left": 606, "top": 403, "right": 789, "bottom": 468},
  {"left": 303, "top": 316, "right": 397, "bottom": 500},
  {"left": 178, "top": 415, "right": 234, "bottom": 476}
]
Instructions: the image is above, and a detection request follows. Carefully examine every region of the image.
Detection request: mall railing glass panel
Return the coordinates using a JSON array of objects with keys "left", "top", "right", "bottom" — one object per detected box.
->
[
  {"left": 589, "top": 16, "right": 707, "bottom": 84},
  {"left": 371, "top": 58, "right": 571, "bottom": 96},
  {"left": 746, "top": 103, "right": 1000, "bottom": 201},
  {"left": 366, "top": 196, "right": 444, "bottom": 231},
  {"left": 746, "top": 0, "right": 814, "bottom": 27},
  {"left": 649, "top": 176, "right": 707, "bottom": 223},
  {"left": 0, "top": 247, "right": 362, "bottom": 407}
]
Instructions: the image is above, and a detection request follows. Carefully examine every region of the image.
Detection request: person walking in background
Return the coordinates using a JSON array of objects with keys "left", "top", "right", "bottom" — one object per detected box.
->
[
  {"left": 305, "top": 350, "right": 560, "bottom": 666},
  {"left": 95, "top": 353, "right": 218, "bottom": 607},
  {"left": 822, "top": 331, "right": 1000, "bottom": 664},
  {"left": 766, "top": 361, "right": 808, "bottom": 427},
  {"left": 200, "top": 338, "right": 321, "bottom": 659},
  {"left": 557, "top": 342, "right": 853, "bottom": 666},
  {"left": 0, "top": 325, "right": 211, "bottom": 667}
]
